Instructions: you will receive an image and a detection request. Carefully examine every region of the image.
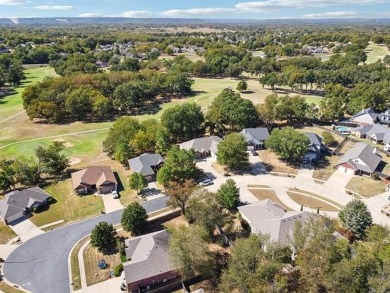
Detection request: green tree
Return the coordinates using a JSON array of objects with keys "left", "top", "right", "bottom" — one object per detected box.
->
[
  {"left": 168, "top": 224, "right": 215, "bottom": 279},
  {"left": 216, "top": 179, "right": 240, "bottom": 210},
  {"left": 216, "top": 133, "right": 248, "bottom": 169},
  {"left": 155, "top": 127, "right": 171, "bottom": 156},
  {"left": 266, "top": 127, "right": 309, "bottom": 162},
  {"left": 113, "top": 143, "right": 134, "bottom": 166},
  {"left": 236, "top": 80, "right": 248, "bottom": 93},
  {"left": 157, "top": 146, "right": 196, "bottom": 185},
  {"left": 35, "top": 141, "right": 69, "bottom": 176},
  {"left": 186, "top": 189, "right": 227, "bottom": 235},
  {"left": 257, "top": 93, "right": 279, "bottom": 128},
  {"left": 90, "top": 221, "right": 116, "bottom": 253},
  {"left": 128, "top": 172, "right": 147, "bottom": 195},
  {"left": 165, "top": 179, "right": 197, "bottom": 216},
  {"left": 12, "top": 158, "right": 40, "bottom": 186},
  {"left": 161, "top": 103, "right": 204, "bottom": 142},
  {"left": 121, "top": 202, "right": 148, "bottom": 235},
  {"left": 339, "top": 199, "right": 373, "bottom": 239},
  {"left": 322, "top": 131, "right": 337, "bottom": 147}
]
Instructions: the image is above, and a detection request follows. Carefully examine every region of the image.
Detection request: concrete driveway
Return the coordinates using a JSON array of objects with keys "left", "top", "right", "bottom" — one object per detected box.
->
[
  {"left": 100, "top": 193, "right": 124, "bottom": 213},
  {"left": 9, "top": 219, "right": 44, "bottom": 242},
  {"left": 323, "top": 171, "right": 353, "bottom": 189},
  {"left": 141, "top": 182, "right": 166, "bottom": 201}
]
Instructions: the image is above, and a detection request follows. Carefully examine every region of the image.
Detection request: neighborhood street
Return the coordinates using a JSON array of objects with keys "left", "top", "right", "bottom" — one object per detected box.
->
[{"left": 2, "top": 196, "right": 168, "bottom": 293}]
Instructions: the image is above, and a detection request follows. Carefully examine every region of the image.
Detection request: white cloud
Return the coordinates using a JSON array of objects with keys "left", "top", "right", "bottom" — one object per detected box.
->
[
  {"left": 0, "top": 0, "right": 25, "bottom": 5},
  {"left": 235, "top": 0, "right": 390, "bottom": 12},
  {"left": 161, "top": 7, "right": 235, "bottom": 17},
  {"left": 302, "top": 11, "right": 359, "bottom": 19},
  {"left": 33, "top": 5, "right": 73, "bottom": 10},
  {"left": 122, "top": 10, "right": 153, "bottom": 18},
  {"left": 78, "top": 12, "right": 103, "bottom": 17}
]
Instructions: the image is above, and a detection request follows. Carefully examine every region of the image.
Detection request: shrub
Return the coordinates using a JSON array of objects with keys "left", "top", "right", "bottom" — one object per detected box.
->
[{"left": 114, "top": 263, "right": 123, "bottom": 277}]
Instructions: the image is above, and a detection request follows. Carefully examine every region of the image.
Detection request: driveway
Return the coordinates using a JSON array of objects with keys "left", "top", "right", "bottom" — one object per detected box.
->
[
  {"left": 141, "top": 182, "right": 166, "bottom": 201},
  {"left": 295, "top": 165, "right": 314, "bottom": 182},
  {"left": 323, "top": 171, "right": 353, "bottom": 189},
  {"left": 3, "top": 197, "right": 168, "bottom": 293},
  {"left": 100, "top": 193, "right": 124, "bottom": 213},
  {"left": 9, "top": 219, "right": 44, "bottom": 242}
]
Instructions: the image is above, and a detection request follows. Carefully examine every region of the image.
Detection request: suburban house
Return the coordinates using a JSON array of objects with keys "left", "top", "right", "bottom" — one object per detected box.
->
[
  {"left": 336, "top": 142, "right": 382, "bottom": 175},
  {"left": 365, "top": 124, "right": 390, "bottom": 144},
  {"left": 350, "top": 108, "right": 379, "bottom": 125},
  {"left": 238, "top": 199, "right": 314, "bottom": 245},
  {"left": 123, "top": 230, "right": 178, "bottom": 292},
  {"left": 304, "top": 132, "right": 325, "bottom": 162},
  {"left": 240, "top": 127, "right": 270, "bottom": 150},
  {"left": 129, "top": 153, "right": 164, "bottom": 181},
  {"left": 179, "top": 136, "right": 222, "bottom": 159},
  {"left": 351, "top": 125, "right": 375, "bottom": 138},
  {"left": 0, "top": 187, "right": 51, "bottom": 224},
  {"left": 71, "top": 166, "right": 117, "bottom": 194}
]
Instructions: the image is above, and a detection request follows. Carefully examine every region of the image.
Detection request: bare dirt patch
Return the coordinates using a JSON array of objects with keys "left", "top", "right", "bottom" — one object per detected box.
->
[{"left": 69, "top": 157, "right": 81, "bottom": 165}]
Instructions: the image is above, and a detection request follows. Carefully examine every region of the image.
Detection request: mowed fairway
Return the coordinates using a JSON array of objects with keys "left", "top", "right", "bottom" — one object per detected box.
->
[
  {"left": 0, "top": 66, "right": 56, "bottom": 122},
  {"left": 365, "top": 42, "right": 389, "bottom": 64}
]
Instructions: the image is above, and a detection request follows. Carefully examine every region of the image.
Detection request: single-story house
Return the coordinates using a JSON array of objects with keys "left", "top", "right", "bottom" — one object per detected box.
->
[
  {"left": 365, "top": 124, "right": 390, "bottom": 144},
  {"left": 238, "top": 199, "right": 314, "bottom": 245},
  {"left": 351, "top": 125, "right": 374, "bottom": 138},
  {"left": 128, "top": 153, "right": 164, "bottom": 182},
  {"left": 305, "top": 132, "right": 325, "bottom": 159},
  {"left": 179, "top": 136, "right": 222, "bottom": 159},
  {"left": 336, "top": 142, "right": 382, "bottom": 176},
  {"left": 71, "top": 166, "right": 117, "bottom": 194},
  {"left": 240, "top": 127, "right": 270, "bottom": 150},
  {"left": 0, "top": 187, "right": 51, "bottom": 224},
  {"left": 123, "top": 230, "right": 178, "bottom": 292},
  {"left": 350, "top": 108, "right": 378, "bottom": 125}
]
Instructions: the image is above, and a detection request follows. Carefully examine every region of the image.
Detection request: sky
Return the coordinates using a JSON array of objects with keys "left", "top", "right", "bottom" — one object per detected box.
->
[{"left": 1, "top": 0, "right": 390, "bottom": 19}]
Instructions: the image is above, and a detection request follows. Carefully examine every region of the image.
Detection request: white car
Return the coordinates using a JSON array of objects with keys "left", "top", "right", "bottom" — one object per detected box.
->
[{"left": 112, "top": 190, "right": 119, "bottom": 199}]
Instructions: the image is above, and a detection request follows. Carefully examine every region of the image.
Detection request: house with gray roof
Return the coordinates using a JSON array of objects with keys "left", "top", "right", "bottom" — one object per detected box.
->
[
  {"left": 350, "top": 108, "right": 379, "bottom": 125},
  {"left": 363, "top": 124, "right": 390, "bottom": 144},
  {"left": 304, "top": 132, "right": 325, "bottom": 162},
  {"left": 128, "top": 153, "right": 164, "bottom": 181},
  {"left": 336, "top": 142, "right": 381, "bottom": 175},
  {"left": 179, "top": 136, "right": 222, "bottom": 159},
  {"left": 0, "top": 187, "right": 51, "bottom": 224},
  {"left": 123, "top": 230, "right": 177, "bottom": 292},
  {"left": 238, "top": 199, "right": 314, "bottom": 245},
  {"left": 351, "top": 124, "right": 374, "bottom": 138},
  {"left": 240, "top": 127, "right": 270, "bottom": 150}
]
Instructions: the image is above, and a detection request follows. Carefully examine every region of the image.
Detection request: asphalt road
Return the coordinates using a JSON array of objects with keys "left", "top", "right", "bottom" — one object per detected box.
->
[{"left": 3, "top": 196, "right": 168, "bottom": 293}]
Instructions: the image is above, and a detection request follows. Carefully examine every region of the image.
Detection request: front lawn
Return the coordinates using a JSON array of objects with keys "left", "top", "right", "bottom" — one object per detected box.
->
[
  {"left": 258, "top": 150, "right": 298, "bottom": 174},
  {"left": 0, "top": 221, "right": 17, "bottom": 244},
  {"left": 313, "top": 155, "right": 339, "bottom": 181},
  {"left": 346, "top": 176, "right": 386, "bottom": 198},
  {"left": 30, "top": 179, "right": 104, "bottom": 227}
]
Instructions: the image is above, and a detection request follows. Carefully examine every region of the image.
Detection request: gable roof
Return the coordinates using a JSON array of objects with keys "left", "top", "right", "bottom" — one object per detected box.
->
[
  {"left": 179, "top": 136, "right": 222, "bottom": 153},
  {"left": 128, "top": 153, "right": 164, "bottom": 177},
  {"left": 0, "top": 187, "right": 50, "bottom": 222},
  {"left": 71, "top": 166, "right": 117, "bottom": 190},
  {"left": 352, "top": 124, "right": 374, "bottom": 135},
  {"left": 350, "top": 107, "right": 378, "bottom": 123},
  {"left": 123, "top": 230, "right": 173, "bottom": 285},
  {"left": 305, "top": 132, "right": 323, "bottom": 153},
  {"left": 336, "top": 142, "right": 381, "bottom": 173},
  {"left": 238, "top": 199, "right": 314, "bottom": 244},
  {"left": 240, "top": 128, "right": 270, "bottom": 145}
]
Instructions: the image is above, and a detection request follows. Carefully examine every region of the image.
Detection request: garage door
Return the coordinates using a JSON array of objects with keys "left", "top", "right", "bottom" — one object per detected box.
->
[
  {"left": 346, "top": 168, "right": 355, "bottom": 175},
  {"left": 99, "top": 185, "right": 114, "bottom": 194},
  {"left": 338, "top": 166, "right": 346, "bottom": 173}
]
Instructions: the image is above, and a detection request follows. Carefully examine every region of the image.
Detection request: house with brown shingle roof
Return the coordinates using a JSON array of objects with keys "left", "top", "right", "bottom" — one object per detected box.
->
[{"left": 71, "top": 166, "right": 117, "bottom": 194}]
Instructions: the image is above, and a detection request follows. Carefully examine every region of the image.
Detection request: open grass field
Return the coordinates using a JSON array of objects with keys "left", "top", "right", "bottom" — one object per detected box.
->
[
  {"left": 30, "top": 179, "right": 104, "bottom": 227},
  {"left": 0, "top": 66, "right": 56, "bottom": 122},
  {"left": 287, "top": 190, "right": 339, "bottom": 212},
  {"left": 159, "top": 52, "right": 205, "bottom": 62},
  {"left": 346, "top": 176, "right": 386, "bottom": 198},
  {"left": 0, "top": 221, "right": 17, "bottom": 244},
  {"left": 365, "top": 42, "right": 389, "bottom": 64},
  {"left": 83, "top": 243, "right": 122, "bottom": 286},
  {"left": 249, "top": 188, "right": 292, "bottom": 211}
]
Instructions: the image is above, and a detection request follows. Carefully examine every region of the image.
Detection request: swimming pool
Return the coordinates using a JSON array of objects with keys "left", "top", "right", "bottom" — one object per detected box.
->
[{"left": 335, "top": 126, "right": 351, "bottom": 133}]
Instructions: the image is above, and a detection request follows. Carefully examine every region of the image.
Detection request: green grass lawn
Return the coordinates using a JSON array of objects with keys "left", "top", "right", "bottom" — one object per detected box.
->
[
  {"left": 0, "top": 221, "right": 17, "bottom": 244},
  {"left": 30, "top": 179, "right": 104, "bottom": 227},
  {"left": 365, "top": 42, "right": 389, "bottom": 64},
  {"left": 0, "top": 67, "right": 56, "bottom": 122}
]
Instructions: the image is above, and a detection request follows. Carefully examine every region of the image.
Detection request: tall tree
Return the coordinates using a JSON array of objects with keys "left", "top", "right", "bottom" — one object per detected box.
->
[
  {"left": 90, "top": 221, "right": 116, "bottom": 253},
  {"left": 121, "top": 202, "right": 148, "bottom": 235},
  {"left": 339, "top": 199, "right": 373, "bottom": 239},
  {"left": 257, "top": 93, "right": 279, "bottom": 128},
  {"left": 35, "top": 141, "right": 69, "bottom": 176},
  {"left": 217, "top": 133, "right": 249, "bottom": 170},
  {"left": 128, "top": 172, "right": 147, "bottom": 195},
  {"left": 161, "top": 103, "right": 204, "bottom": 142},
  {"left": 165, "top": 179, "right": 197, "bottom": 216},
  {"left": 216, "top": 179, "right": 240, "bottom": 211},
  {"left": 157, "top": 146, "right": 196, "bottom": 185},
  {"left": 266, "top": 127, "right": 309, "bottom": 163}
]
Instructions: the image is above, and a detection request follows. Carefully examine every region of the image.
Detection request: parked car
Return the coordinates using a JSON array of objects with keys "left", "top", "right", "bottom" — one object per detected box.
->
[
  {"left": 385, "top": 144, "right": 390, "bottom": 152},
  {"left": 199, "top": 178, "right": 213, "bottom": 186},
  {"left": 112, "top": 190, "right": 119, "bottom": 199}
]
